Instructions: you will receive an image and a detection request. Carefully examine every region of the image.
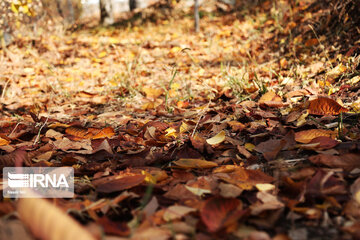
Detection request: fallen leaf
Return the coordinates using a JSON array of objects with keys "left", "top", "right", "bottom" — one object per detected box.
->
[
  {"left": 18, "top": 197, "right": 96, "bottom": 240},
  {"left": 295, "top": 129, "right": 336, "bottom": 143},
  {"left": 206, "top": 130, "right": 226, "bottom": 145},
  {"left": 326, "top": 64, "right": 347, "bottom": 82},
  {"left": 305, "top": 38, "right": 319, "bottom": 47},
  {"left": 97, "top": 217, "right": 130, "bottom": 237},
  {"left": 307, "top": 97, "right": 348, "bottom": 115},
  {"left": 65, "top": 126, "right": 115, "bottom": 140},
  {"left": 308, "top": 153, "right": 360, "bottom": 171},
  {"left": 308, "top": 136, "right": 339, "bottom": 150},
  {"left": 0, "top": 135, "right": 11, "bottom": 146},
  {"left": 92, "top": 127, "right": 115, "bottom": 139},
  {"left": 163, "top": 205, "right": 196, "bottom": 221},
  {"left": 143, "top": 87, "right": 163, "bottom": 99},
  {"left": 32, "top": 151, "right": 53, "bottom": 162},
  {"left": 95, "top": 174, "right": 145, "bottom": 193},
  {"left": 200, "top": 196, "right": 243, "bottom": 232},
  {"left": 172, "top": 158, "right": 218, "bottom": 169},
  {"left": 259, "top": 91, "right": 284, "bottom": 108}
]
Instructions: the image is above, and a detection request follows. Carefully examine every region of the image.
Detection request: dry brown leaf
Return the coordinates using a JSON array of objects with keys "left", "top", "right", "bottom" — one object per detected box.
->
[
  {"left": 65, "top": 126, "right": 115, "bottom": 140},
  {"left": 18, "top": 197, "right": 96, "bottom": 240},
  {"left": 172, "top": 158, "right": 218, "bottom": 169},
  {"left": 308, "top": 153, "right": 360, "bottom": 171},
  {"left": 295, "top": 129, "right": 336, "bottom": 143},
  {"left": 200, "top": 196, "right": 243, "bottom": 232},
  {"left": 307, "top": 97, "right": 348, "bottom": 115},
  {"left": 95, "top": 174, "right": 145, "bottom": 193},
  {"left": 305, "top": 38, "right": 319, "bottom": 47},
  {"left": 91, "top": 127, "right": 115, "bottom": 139},
  {"left": 259, "top": 91, "right": 283, "bottom": 108},
  {"left": 163, "top": 205, "right": 196, "bottom": 222}
]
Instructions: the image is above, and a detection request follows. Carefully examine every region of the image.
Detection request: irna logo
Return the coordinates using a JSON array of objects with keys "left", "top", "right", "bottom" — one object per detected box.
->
[
  {"left": 3, "top": 167, "right": 74, "bottom": 198},
  {"left": 8, "top": 172, "right": 69, "bottom": 188}
]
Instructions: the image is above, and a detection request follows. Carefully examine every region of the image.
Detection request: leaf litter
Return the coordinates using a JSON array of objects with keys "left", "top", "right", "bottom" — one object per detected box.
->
[{"left": 0, "top": 0, "right": 360, "bottom": 239}]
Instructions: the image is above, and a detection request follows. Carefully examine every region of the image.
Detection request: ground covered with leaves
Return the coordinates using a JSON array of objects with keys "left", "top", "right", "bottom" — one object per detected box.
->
[{"left": 1, "top": 0, "right": 360, "bottom": 239}]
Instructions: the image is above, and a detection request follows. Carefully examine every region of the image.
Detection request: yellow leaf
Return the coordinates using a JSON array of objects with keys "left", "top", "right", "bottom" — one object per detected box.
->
[
  {"left": 143, "top": 87, "right": 163, "bottom": 99},
  {"left": 11, "top": 3, "right": 19, "bottom": 13},
  {"left": 98, "top": 51, "right": 107, "bottom": 58},
  {"left": 180, "top": 122, "right": 191, "bottom": 133},
  {"left": 245, "top": 143, "right": 255, "bottom": 152},
  {"left": 109, "top": 37, "right": 120, "bottom": 44},
  {"left": 172, "top": 158, "right": 218, "bottom": 169},
  {"left": 91, "top": 58, "right": 102, "bottom": 63},
  {"left": 165, "top": 127, "right": 177, "bottom": 138},
  {"left": 296, "top": 111, "right": 309, "bottom": 127},
  {"left": 255, "top": 183, "right": 275, "bottom": 192},
  {"left": 206, "top": 130, "right": 226, "bottom": 145},
  {"left": 142, "top": 170, "right": 157, "bottom": 184},
  {"left": 0, "top": 136, "right": 10, "bottom": 146},
  {"left": 327, "top": 64, "right": 347, "bottom": 80},
  {"left": 171, "top": 82, "right": 180, "bottom": 90},
  {"left": 170, "top": 46, "right": 181, "bottom": 54}
]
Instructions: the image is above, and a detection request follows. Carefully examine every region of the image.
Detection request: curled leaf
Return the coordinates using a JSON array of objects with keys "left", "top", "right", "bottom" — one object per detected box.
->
[
  {"left": 206, "top": 130, "right": 226, "bottom": 145},
  {"left": 18, "top": 197, "right": 96, "bottom": 240}
]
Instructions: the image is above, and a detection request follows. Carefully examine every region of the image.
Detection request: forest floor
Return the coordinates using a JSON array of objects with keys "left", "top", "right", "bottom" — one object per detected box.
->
[{"left": 1, "top": 0, "right": 360, "bottom": 239}]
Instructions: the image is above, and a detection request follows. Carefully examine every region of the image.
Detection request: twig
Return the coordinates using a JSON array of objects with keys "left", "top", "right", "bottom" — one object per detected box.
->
[
  {"left": 33, "top": 117, "right": 49, "bottom": 145},
  {"left": 8, "top": 121, "right": 21, "bottom": 137},
  {"left": 191, "top": 100, "right": 211, "bottom": 137}
]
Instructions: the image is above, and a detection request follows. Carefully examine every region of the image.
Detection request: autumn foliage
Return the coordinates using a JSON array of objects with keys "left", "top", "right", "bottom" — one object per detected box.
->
[{"left": 0, "top": 0, "right": 360, "bottom": 240}]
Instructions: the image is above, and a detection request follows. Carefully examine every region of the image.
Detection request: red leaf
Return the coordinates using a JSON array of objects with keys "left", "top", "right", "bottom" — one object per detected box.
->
[
  {"left": 200, "top": 196, "right": 243, "bottom": 232},
  {"left": 95, "top": 174, "right": 145, "bottom": 193},
  {"left": 308, "top": 153, "right": 360, "bottom": 171},
  {"left": 309, "top": 136, "right": 339, "bottom": 150}
]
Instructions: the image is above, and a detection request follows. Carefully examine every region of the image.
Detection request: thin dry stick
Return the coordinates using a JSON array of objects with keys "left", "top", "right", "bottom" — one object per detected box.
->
[
  {"left": 191, "top": 100, "right": 211, "bottom": 137},
  {"left": 1, "top": 79, "right": 11, "bottom": 99},
  {"left": 8, "top": 121, "right": 21, "bottom": 137},
  {"left": 33, "top": 117, "right": 48, "bottom": 145}
]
